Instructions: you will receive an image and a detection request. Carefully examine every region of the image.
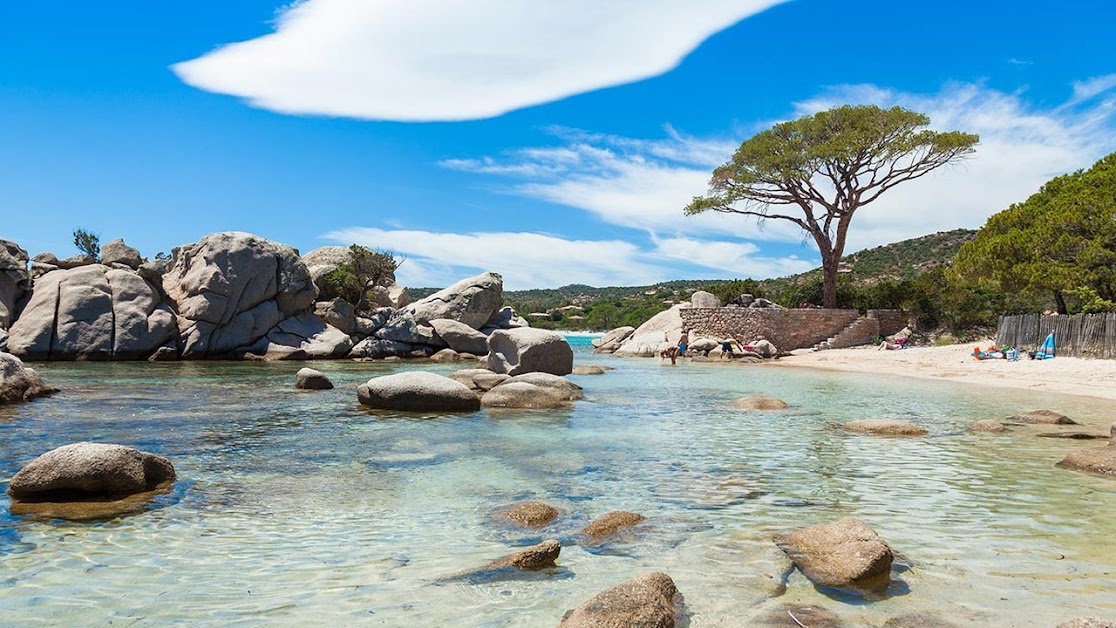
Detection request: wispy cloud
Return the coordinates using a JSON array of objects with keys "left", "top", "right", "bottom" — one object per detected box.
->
[
  {"left": 445, "top": 77, "right": 1116, "bottom": 254},
  {"left": 173, "top": 0, "right": 785, "bottom": 121},
  {"left": 320, "top": 226, "right": 810, "bottom": 289}
]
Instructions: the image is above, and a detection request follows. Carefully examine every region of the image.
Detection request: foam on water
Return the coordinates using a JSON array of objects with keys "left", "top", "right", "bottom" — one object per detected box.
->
[{"left": 1, "top": 346, "right": 1114, "bottom": 626}]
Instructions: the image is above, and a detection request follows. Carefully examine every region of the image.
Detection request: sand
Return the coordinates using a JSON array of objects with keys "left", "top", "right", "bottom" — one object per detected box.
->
[{"left": 772, "top": 343, "right": 1116, "bottom": 401}]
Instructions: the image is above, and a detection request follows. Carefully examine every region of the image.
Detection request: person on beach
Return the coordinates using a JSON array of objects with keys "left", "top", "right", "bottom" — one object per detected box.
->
[
  {"left": 678, "top": 329, "right": 690, "bottom": 357},
  {"left": 720, "top": 337, "right": 738, "bottom": 359},
  {"left": 660, "top": 344, "right": 679, "bottom": 365}
]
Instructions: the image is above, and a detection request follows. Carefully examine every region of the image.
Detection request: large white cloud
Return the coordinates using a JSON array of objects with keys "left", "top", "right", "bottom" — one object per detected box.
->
[
  {"left": 173, "top": 0, "right": 785, "bottom": 121},
  {"left": 320, "top": 226, "right": 810, "bottom": 289},
  {"left": 445, "top": 78, "right": 1116, "bottom": 252}
]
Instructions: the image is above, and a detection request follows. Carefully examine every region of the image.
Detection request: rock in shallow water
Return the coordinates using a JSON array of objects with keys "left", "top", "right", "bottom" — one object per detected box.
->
[
  {"left": 487, "top": 327, "right": 573, "bottom": 376},
  {"left": 559, "top": 571, "right": 680, "bottom": 628},
  {"left": 774, "top": 517, "right": 894, "bottom": 597},
  {"left": 581, "top": 510, "right": 646, "bottom": 541},
  {"left": 755, "top": 604, "right": 845, "bottom": 627},
  {"left": 0, "top": 351, "right": 59, "bottom": 403},
  {"left": 1009, "top": 409, "right": 1079, "bottom": 425},
  {"left": 1057, "top": 618, "right": 1116, "bottom": 628},
  {"left": 357, "top": 371, "right": 480, "bottom": 412},
  {"left": 843, "top": 419, "right": 928, "bottom": 436},
  {"left": 443, "top": 539, "right": 561, "bottom": 582},
  {"left": 294, "top": 367, "right": 333, "bottom": 390},
  {"left": 969, "top": 420, "right": 1006, "bottom": 433},
  {"left": 732, "top": 395, "right": 789, "bottom": 410},
  {"left": 494, "top": 501, "right": 560, "bottom": 528}
]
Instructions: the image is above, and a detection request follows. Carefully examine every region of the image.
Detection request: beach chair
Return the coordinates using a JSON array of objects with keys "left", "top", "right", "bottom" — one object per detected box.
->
[{"left": 1033, "top": 333, "right": 1055, "bottom": 360}]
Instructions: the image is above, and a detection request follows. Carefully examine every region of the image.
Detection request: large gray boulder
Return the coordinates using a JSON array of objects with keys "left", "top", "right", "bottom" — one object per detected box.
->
[
  {"left": 481, "top": 305, "right": 529, "bottom": 333},
  {"left": 357, "top": 371, "right": 481, "bottom": 411},
  {"left": 162, "top": 232, "right": 317, "bottom": 358},
  {"left": 301, "top": 245, "right": 352, "bottom": 286},
  {"left": 8, "top": 442, "right": 175, "bottom": 499},
  {"left": 559, "top": 572, "right": 680, "bottom": 628},
  {"left": 430, "top": 318, "right": 489, "bottom": 355},
  {"left": 0, "top": 239, "right": 30, "bottom": 331},
  {"left": 374, "top": 312, "right": 442, "bottom": 346},
  {"left": 7, "top": 265, "right": 177, "bottom": 360},
  {"left": 314, "top": 298, "right": 356, "bottom": 335},
  {"left": 399, "top": 271, "right": 503, "bottom": 329},
  {"left": 775, "top": 517, "right": 893, "bottom": 596},
  {"left": 614, "top": 305, "right": 684, "bottom": 357},
  {"left": 100, "top": 239, "right": 143, "bottom": 269},
  {"left": 487, "top": 328, "right": 573, "bottom": 376},
  {"left": 349, "top": 336, "right": 414, "bottom": 359},
  {"left": 690, "top": 290, "right": 721, "bottom": 308},
  {"left": 0, "top": 351, "right": 59, "bottom": 403}
]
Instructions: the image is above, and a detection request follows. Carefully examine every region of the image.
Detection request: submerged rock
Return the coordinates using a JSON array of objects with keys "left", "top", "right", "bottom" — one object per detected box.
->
[
  {"left": 494, "top": 501, "right": 560, "bottom": 528},
  {"left": 559, "top": 572, "right": 681, "bottom": 628},
  {"left": 357, "top": 371, "right": 480, "bottom": 412},
  {"left": 443, "top": 539, "right": 561, "bottom": 582},
  {"left": 843, "top": 419, "right": 928, "bottom": 437},
  {"left": 883, "top": 613, "right": 959, "bottom": 627},
  {"left": 1009, "top": 409, "right": 1079, "bottom": 425},
  {"left": 571, "top": 365, "right": 609, "bottom": 375},
  {"left": 1057, "top": 618, "right": 1116, "bottom": 628},
  {"left": 755, "top": 605, "right": 846, "bottom": 627},
  {"left": 774, "top": 517, "right": 893, "bottom": 596},
  {"left": 970, "top": 420, "right": 1006, "bottom": 433},
  {"left": 732, "top": 395, "right": 789, "bottom": 410},
  {"left": 581, "top": 510, "right": 646, "bottom": 541},
  {"left": 1056, "top": 426, "right": 1116, "bottom": 477}
]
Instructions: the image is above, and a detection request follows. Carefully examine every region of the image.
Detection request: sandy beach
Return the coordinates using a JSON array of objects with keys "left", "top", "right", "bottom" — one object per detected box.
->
[{"left": 773, "top": 343, "right": 1116, "bottom": 401}]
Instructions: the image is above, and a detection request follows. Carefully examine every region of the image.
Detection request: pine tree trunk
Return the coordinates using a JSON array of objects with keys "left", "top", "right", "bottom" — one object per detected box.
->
[{"left": 822, "top": 255, "right": 839, "bottom": 309}]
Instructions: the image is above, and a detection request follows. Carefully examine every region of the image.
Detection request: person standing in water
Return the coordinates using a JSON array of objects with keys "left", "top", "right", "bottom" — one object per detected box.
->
[{"left": 677, "top": 328, "right": 689, "bottom": 357}]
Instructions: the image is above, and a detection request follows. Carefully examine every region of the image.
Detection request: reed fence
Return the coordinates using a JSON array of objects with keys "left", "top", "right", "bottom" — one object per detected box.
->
[{"left": 995, "top": 313, "right": 1116, "bottom": 359}]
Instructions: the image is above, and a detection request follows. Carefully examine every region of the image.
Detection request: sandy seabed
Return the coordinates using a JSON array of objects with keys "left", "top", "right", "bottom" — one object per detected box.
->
[{"left": 769, "top": 343, "right": 1116, "bottom": 401}]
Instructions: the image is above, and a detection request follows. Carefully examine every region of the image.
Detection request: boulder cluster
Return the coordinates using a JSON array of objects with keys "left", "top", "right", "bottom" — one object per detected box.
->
[
  {"left": 356, "top": 366, "right": 581, "bottom": 411},
  {"left": 0, "top": 233, "right": 533, "bottom": 362}
]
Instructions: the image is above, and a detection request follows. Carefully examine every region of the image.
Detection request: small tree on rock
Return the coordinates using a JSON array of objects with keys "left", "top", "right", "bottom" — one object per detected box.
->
[
  {"left": 72, "top": 228, "right": 101, "bottom": 262},
  {"left": 686, "top": 105, "right": 979, "bottom": 308},
  {"left": 318, "top": 245, "right": 401, "bottom": 311}
]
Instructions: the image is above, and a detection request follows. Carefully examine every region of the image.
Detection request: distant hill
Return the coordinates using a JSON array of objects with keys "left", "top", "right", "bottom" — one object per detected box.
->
[{"left": 408, "top": 229, "right": 977, "bottom": 330}]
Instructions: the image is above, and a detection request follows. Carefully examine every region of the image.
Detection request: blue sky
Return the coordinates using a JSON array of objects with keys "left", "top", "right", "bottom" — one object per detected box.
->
[{"left": 2, "top": 0, "right": 1115, "bottom": 289}]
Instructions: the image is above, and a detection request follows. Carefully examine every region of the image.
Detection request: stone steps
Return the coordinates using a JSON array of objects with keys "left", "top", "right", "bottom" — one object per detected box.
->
[{"left": 814, "top": 317, "right": 880, "bottom": 351}]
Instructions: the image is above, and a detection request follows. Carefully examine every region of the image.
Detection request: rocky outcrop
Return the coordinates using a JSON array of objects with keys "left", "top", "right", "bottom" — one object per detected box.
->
[
  {"left": 399, "top": 271, "right": 503, "bottom": 329},
  {"left": 0, "top": 239, "right": 30, "bottom": 333},
  {"left": 582, "top": 510, "right": 646, "bottom": 541},
  {"left": 100, "top": 239, "right": 143, "bottom": 269},
  {"left": 559, "top": 572, "right": 680, "bottom": 628},
  {"left": 592, "top": 326, "right": 634, "bottom": 353},
  {"left": 7, "top": 264, "right": 177, "bottom": 360},
  {"left": 242, "top": 312, "right": 352, "bottom": 359},
  {"left": 843, "top": 419, "right": 928, "bottom": 437},
  {"left": 1056, "top": 424, "right": 1116, "bottom": 477},
  {"left": 487, "top": 328, "right": 573, "bottom": 376},
  {"left": 733, "top": 395, "right": 789, "bottom": 410},
  {"left": 613, "top": 305, "right": 684, "bottom": 357},
  {"left": 357, "top": 371, "right": 481, "bottom": 412},
  {"left": 314, "top": 298, "right": 357, "bottom": 335},
  {"left": 494, "top": 501, "right": 560, "bottom": 528},
  {"left": 774, "top": 517, "right": 893, "bottom": 596},
  {"left": 0, "top": 352, "right": 59, "bottom": 403},
  {"left": 1009, "top": 409, "right": 1079, "bottom": 425},
  {"left": 163, "top": 232, "right": 317, "bottom": 358},
  {"left": 430, "top": 318, "right": 488, "bottom": 355},
  {"left": 295, "top": 367, "right": 334, "bottom": 390}
]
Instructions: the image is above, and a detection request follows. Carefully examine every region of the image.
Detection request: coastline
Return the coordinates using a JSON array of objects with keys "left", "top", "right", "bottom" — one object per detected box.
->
[{"left": 767, "top": 343, "right": 1116, "bottom": 402}]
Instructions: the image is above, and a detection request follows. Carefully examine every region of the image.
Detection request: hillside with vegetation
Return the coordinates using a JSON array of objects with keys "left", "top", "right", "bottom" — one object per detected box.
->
[{"left": 405, "top": 229, "right": 976, "bottom": 332}]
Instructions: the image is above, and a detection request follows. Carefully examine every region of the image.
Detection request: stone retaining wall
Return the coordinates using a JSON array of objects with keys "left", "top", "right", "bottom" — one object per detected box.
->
[
  {"left": 868, "top": 309, "right": 907, "bottom": 337},
  {"left": 679, "top": 308, "right": 860, "bottom": 351}
]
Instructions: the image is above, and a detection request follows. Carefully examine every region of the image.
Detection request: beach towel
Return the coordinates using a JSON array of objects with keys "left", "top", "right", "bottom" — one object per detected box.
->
[{"left": 1034, "top": 333, "right": 1055, "bottom": 360}]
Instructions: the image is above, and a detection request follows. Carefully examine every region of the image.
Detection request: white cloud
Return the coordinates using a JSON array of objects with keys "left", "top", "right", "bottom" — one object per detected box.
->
[
  {"left": 320, "top": 226, "right": 809, "bottom": 288},
  {"left": 446, "top": 78, "right": 1116, "bottom": 254},
  {"left": 173, "top": 0, "right": 785, "bottom": 121}
]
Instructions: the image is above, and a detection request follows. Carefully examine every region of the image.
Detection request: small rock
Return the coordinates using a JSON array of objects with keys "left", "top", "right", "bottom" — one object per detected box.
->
[
  {"left": 147, "top": 346, "right": 178, "bottom": 362},
  {"left": 755, "top": 605, "right": 845, "bottom": 627},
  {"left": 751, "top": 339, "right": 779, "bottom": 358},
  {"left": 1, "top": 351, "right": 59, "bottom": 403},
  {"left": 559, "top": 572, "right": 680, "bottom": 628},
  {"left": 1057, "top": 618, "right": 1116, "bottom": 628},
  {"left": 571, "top": 365, "right": 609, "bottom": 375},
  {"left": 494, "top": 501, "right": 560, "bottom": 528},
  {"left": 444, "top": 539, "right": 561, "bottom": 582},
  {"left": 774, "top": 517, "right": 893, "bottom": 596},
  {"left": 843, "top": 419, "right": 928, "bottom": 436},
  {"left": 1057, "top": 438, "right": 1116, "bottom": 478},
  {"left": 1009, "top": 409, "right": 1079, "bottom": 425},
  {"left": 582, "top": 510, "right": 646, "bottom": 540},
  {"left": 969, "top": 420, "right": 1006, "bottom": 433},
  {"left": 294, "top": 367, "right": 334, "bottom": 390},
  {"left": 733, "top": 395, "right": 789, "bottom": 410},
  {"left": 430, "top": 348, "right": 461, "bottom": 362},
  {"left": 100, "top": 239, "right": 143, "bottom": 269}
]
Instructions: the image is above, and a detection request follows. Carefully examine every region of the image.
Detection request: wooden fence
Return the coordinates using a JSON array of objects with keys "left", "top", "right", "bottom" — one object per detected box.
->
[{"left": 996, "top": 313, "right": 1116, "bottom": 359}]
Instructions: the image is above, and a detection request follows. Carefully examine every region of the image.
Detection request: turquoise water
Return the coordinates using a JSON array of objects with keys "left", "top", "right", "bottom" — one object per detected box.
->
[{"left": 1, "top": 343, "right": 1115, "bottom": 626}]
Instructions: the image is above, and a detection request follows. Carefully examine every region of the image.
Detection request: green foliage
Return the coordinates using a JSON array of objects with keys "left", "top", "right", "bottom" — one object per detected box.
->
[
  {"left": 1065, "top": 286, "right": 1116, "bottom": 314},
  {"left": 72, "top": 228, "right": 100, "bottom": 261},
  {"left": 953, "top": 152, "right": 1116, "bottom": 313},
  {"left": 317, "top": 245, "right": 401, "bottom": 311},
  {"left": 704, "top": 279, "right": 766, "bottom": 305},
  {"left": 686, "top": 104, "right": 979, "bottom": 307}
]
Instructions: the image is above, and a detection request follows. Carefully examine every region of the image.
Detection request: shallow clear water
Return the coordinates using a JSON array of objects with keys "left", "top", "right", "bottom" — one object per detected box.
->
[{"left": 2, "top": 344, "right": 1115, "bottom": 626}]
